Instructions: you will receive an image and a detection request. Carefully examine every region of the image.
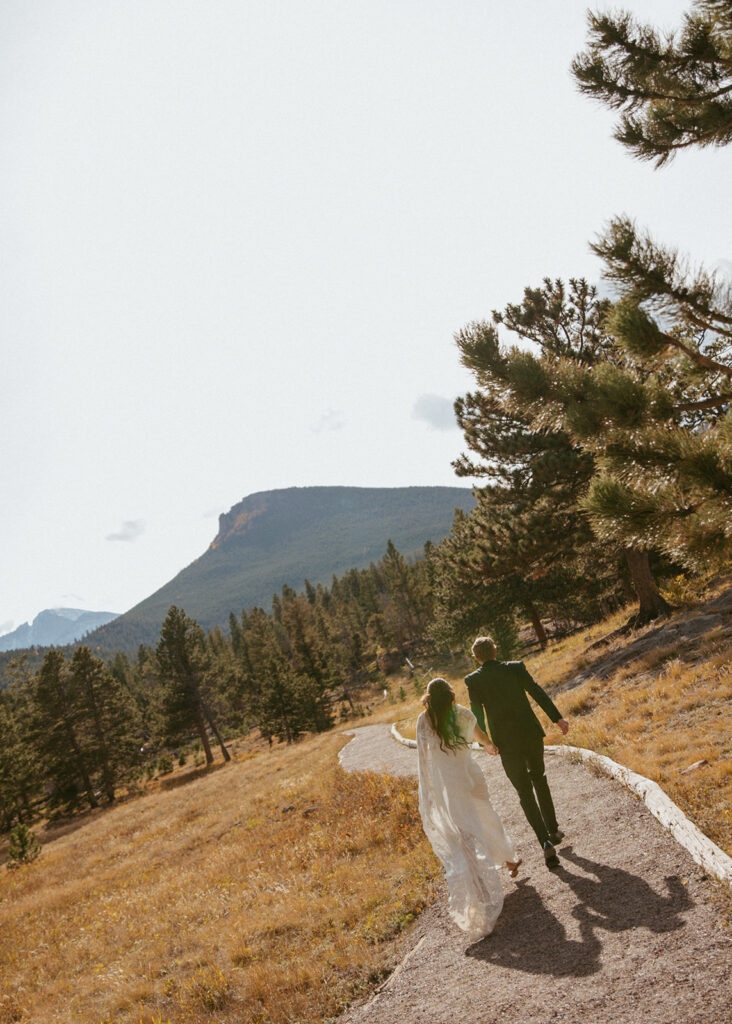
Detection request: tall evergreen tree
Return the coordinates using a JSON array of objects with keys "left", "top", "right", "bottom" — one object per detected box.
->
[
  {"left": 156, "top": 606, "right": 230, "bottom": 765},
  {"left": 571, "top": 2, "right": 732, "bottom": 572},
  {"left": 31, "top": 650, "right": 98, "bottom": 811},
  {"left": 243, "top": 607, "right": 300, "bottom": 743},
  {"left": 279, "top": 585, "right": 331, "bottom": 686},
  {"left": 69, "top": 646, "right": 140, "bottom": 802},
  {"left": 447, "top": 279, "right": 634, "bottom": 635},
  {"left": 572, "top": 0, "right": 732, "bottom": 165},
  {"left": 576, "top": 220, "right": 732, "bottom": 569},
  {"left": 0, "top": 688, "right": 40, "bottom": 831}
]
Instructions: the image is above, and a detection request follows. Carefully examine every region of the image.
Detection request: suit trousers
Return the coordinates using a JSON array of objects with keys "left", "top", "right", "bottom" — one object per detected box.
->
[{"left": 499, "top": 738, "right": 558, "bottom": 846}]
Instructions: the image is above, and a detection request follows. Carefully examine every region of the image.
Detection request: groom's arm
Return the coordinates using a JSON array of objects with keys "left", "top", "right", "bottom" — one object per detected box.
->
[
  {"left": 466, "top": 679, "right": 490, "bottom": 737},
  {"left": 470, "top": 699, "right": 487, "bottom": 733},
  {"left": 516, "top": 662, "right": 568, "bottom": 729}
]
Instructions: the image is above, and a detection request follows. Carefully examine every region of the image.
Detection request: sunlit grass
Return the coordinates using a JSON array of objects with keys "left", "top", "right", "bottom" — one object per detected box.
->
[
  {"left": 0, "top": 732, "right": 439, "bottom": 1024},
  {"left": 551, "top": 645, "right": 732, "bottom": 854}
]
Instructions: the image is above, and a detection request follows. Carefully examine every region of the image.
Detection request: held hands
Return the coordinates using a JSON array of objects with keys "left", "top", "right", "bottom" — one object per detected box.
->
[{"left": 473, "top": 724, "right": 497, "bottom": 755}]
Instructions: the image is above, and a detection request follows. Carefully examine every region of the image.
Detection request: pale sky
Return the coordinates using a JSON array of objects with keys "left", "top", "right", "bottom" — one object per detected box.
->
[{"left": 1, "top": 0, "right": 729, "bottom": 634}]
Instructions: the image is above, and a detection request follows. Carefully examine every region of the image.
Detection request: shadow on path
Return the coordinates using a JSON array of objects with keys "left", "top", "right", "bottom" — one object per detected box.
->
[
  {"left": 466, "top": 880, "right": 602, "bottom": 977},
  {"left": 557, "top": 846, "right": 692, "bottom": 935},
  {"left": 466, "top": 846, "right": 692, "bottom": 978}
]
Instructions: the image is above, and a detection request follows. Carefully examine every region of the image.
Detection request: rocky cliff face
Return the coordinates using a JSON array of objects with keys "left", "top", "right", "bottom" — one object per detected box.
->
[{"left": 211, "top": 493, "right": 270, "bottom": 549}]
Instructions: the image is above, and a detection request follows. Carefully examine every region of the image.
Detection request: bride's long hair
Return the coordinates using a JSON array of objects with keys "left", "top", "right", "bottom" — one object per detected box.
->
[{"left": 421, "top": 678, "right": 468, "bottom": 753}]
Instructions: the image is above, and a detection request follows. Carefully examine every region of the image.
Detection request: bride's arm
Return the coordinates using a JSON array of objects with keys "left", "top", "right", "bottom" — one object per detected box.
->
[{"left": 473, "top": 722, "right": 499, "bottom": 756}]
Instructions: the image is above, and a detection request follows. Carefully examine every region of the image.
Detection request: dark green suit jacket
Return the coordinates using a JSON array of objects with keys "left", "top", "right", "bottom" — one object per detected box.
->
[{"left": 465, "top": 660, "right": 562, "bottom": 752}]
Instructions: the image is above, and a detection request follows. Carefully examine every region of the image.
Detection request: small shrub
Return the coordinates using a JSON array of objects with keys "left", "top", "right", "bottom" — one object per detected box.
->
[
  {"left": 7, "top": 823, "right": 41, "bottom": 867},
  {"left": 177, "top": 749, "right": 187, "bottom": 766},
  {"left": 183, "top": 965, "right": 231, "bottom": 1012},
  {"left": 157, "top": 754, "right": 174, "bottom": 776}
]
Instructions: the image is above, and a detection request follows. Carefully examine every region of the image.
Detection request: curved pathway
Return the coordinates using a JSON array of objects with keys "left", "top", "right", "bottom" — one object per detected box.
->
[{"left": 337, "top": 725, "right": 731, "bottom": 1024}]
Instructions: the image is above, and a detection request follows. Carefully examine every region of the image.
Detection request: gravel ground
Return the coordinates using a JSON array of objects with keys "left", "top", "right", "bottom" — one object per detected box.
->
[{"left": 337, "top": 725, "right": 731, "bottom": 1024}]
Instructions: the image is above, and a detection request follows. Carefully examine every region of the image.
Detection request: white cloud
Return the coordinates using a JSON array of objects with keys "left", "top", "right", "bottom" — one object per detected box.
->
[
  {"left": 0, "top": 620, "right": 13, "bottom": 636},
  {"left": 311, "top": 408, "right": 346, "bottom": 433},
  {"left": 412, "top": 394, "right": 458, "bottom": 432},
  {"left": 106, "top": 520, "right": 146, "bottom": 542}
]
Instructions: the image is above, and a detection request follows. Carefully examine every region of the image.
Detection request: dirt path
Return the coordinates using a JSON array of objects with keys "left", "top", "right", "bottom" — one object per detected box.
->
[{"left": 337, "top": 725, "right": 731, "bottom": 1024}]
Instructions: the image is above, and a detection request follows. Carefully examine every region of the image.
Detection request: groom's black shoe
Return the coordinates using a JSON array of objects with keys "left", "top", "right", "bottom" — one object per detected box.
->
[
  {"left": 543, "top": 841, "right": 560, "bottom": 869},
  {"left": 548, "top": 829, "right": 565, "bottom": 846}
]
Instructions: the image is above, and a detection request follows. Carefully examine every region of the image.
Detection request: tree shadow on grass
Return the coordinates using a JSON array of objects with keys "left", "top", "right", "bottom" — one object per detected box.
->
[
  {"left": 156, "top": 759, "right": 229, "bottom": 791},
  {"left": 33, "top": 761, "right": 230, "bottom": 847},
  {"left": 466, "top": 846, "right": 692, "bottom": 978}
]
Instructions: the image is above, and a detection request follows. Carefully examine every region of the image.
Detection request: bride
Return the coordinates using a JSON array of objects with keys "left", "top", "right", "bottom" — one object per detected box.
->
[{"left": 417, "top": 677, "right": 520, "bottom": 938}]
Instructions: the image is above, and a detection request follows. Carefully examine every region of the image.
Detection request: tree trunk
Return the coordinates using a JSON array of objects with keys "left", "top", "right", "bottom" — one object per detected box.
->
[
  {"left": 193, "top": 706, "right": 214, "bottom": 764},
  {"left": 203, "top": 703, "right": 231, "bottom": 762},
  {"left": 523, "top": 597, "right": 548, "bottom": 648},
  {"left": 624, "top": 547, "right": 672, "bottom": 626}
]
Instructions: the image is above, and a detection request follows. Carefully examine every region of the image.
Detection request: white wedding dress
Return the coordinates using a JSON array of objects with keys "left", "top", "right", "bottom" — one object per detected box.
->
[{"left": 417, "top": 704, "right": 517, "bottom": 938}]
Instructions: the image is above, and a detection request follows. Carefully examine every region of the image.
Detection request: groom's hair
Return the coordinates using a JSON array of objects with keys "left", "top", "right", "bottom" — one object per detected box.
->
[{"left": 472, "top": 636, "right": 497, "bottom": 661}]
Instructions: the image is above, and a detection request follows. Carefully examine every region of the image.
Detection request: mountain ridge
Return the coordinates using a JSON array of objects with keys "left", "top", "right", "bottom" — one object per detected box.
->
[
  {"left": 0, "top": 608, "right": 119, "bottom": 653},
  {"left": 88, "top": 485, "right": 474, "bottom": 652}
]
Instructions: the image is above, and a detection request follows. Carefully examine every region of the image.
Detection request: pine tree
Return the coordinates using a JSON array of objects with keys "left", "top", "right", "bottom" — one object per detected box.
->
[
  {"left": 564, "top": 225, "right": 731, "bottom": 573},
  {"left": 156, "top": 606, "right": 230, "bottom": 765},
  {"left": 457, "top": 286, "right": 682, "bottom": 625},
  {"left": 31, "top": 650, "right": 98, "bottom": 811},
  {"left": 571, "top": 1, "right": 732, "bottom": 572},
  {"left": 68, "top": 646, "right": 140, "bottom": 802},
  {"left": 279, "top": 585, "right": 331, "bottom": 686},
  {"left": 572, "top": 1, "right": 732, "bottom": 165},
  {"left": 0, "top": 688, "right": 40, "bottom": 831},
  {"left": 447, "top": 279, "right": 633, "bottom": 635},
  {"left": 243, "top": 607, "right": 301, "bottom": 743},
  {"left": 7, "top": 822, "right": 41, "bottom": 865}
]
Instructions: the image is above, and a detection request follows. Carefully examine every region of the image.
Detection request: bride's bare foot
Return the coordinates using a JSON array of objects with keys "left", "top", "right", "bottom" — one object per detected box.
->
[{"left": 506, "top": 858, "right": 522, "bottom": 878}]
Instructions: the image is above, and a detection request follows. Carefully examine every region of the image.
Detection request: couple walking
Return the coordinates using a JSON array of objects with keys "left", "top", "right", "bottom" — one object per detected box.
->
[{"left": 416, "top": 635, "right": 569, "bottom": 939}]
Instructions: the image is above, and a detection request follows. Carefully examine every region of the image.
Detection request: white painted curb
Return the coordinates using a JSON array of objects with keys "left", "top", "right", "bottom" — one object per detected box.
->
[{"left": 390, "top": 723, "right": 732, "bottom": 886}]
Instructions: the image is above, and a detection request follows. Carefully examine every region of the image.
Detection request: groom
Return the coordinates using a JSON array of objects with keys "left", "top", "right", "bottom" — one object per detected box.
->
[{"left": 466, "top": 635, "right": 569, "bottom": 869}]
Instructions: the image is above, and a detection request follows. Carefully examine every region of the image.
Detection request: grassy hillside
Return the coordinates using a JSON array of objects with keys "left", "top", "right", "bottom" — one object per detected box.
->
[
  {"left": 2, "top": 584, "right": 729, "bottom": 1023},
  {"left": 88, "top": 485, "right": 475, "bottom": 651},
  {"left": 0, "top": 729, "right": 439, "bottom": 1024}
]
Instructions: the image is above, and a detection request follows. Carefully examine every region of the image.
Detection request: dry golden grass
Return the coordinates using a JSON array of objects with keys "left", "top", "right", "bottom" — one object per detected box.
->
[
  {"left": 544, "top": 640, "right": 732, "bottom": 855},
  {"left": 0, "top": 731, "right": 439, "bottom": 1024}
]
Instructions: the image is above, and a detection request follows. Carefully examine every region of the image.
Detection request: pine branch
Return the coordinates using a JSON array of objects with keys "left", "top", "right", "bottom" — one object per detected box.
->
[
  {"left": 655, "top": 325, "right": 732, "bottom": 376},
  {"left": 673, "top": 393, "right": 732, "bottom": 411}
]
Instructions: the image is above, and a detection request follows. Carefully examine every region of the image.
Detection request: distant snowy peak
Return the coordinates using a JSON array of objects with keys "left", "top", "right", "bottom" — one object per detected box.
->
[
  {"left": 0, "top": 608, "right": 119, "bottom": 652},
  {"left": 47, "top": 607, "right": 94, "bottom": 623}
]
